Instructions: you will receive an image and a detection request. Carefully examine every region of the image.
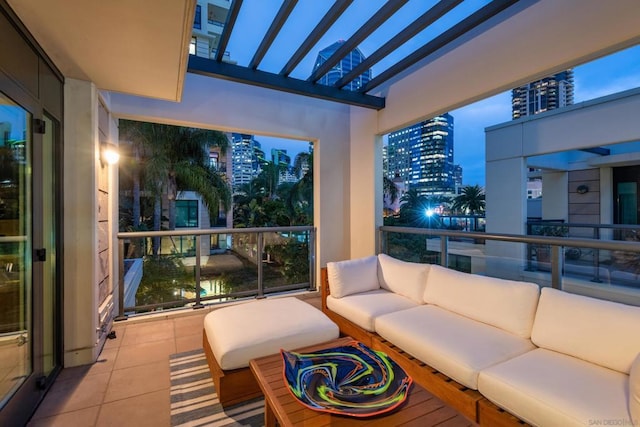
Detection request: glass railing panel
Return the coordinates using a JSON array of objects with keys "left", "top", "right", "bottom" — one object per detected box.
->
[
  {"left": 263, "top": 230, "right": 311, "bottom": 292},
  {"left": 122, "top": 235, "right": 197, "bottom": 314},
  {"left": 383, "top": 232, "right": 484, "bottom": 273},
  {"left": 203, "top": 232, "right": 258, "bottom": 298},
  {"left": 118, "top": 227, "right": 315, "bottom": 317},
  {"left": 381, "top": 224, "right": 640, "bottom": 306}
]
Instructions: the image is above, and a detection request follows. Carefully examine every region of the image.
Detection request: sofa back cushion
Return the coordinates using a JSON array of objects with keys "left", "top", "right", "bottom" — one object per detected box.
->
[
  {"left": 326, "top": 256, "right": 379, "bottom": 298},
  {"left": 377, "top": 254, "right": 429, "bottom": 304},
  {"left": 423, "top": 265, "right": 540, "bottom": 338},
  {"left": 532, "top": 288, "right": 640, "bottom": 374}
]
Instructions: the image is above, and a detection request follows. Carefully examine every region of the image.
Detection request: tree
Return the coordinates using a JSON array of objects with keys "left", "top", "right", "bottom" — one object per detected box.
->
[
  {"left": 451, "top": 185, "right": 485, "bottom": 231},
  {"left": 451, "top": 185, "right": 485, "bottom": 215},
  {"left": 286, "top": 152, "right": 313, "bottom": 225},
  {"left": 398, "top": 189, "right": 427, "bottom": 226},
  {"left": 119, "top": 121, "right": 231, "bottom": 236},
  {"left": 383, "top": 176, "right": 399, "bottom": 206}
]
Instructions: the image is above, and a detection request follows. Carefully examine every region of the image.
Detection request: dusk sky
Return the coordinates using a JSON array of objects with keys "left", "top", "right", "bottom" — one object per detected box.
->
[{"left": 220, "top": 1, "right": 640, "bottom": 187}]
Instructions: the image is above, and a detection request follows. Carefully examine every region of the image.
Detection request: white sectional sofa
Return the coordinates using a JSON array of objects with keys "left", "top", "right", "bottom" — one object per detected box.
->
[{"left": 322, "top": 254, "right": 640, "bottom": 426}]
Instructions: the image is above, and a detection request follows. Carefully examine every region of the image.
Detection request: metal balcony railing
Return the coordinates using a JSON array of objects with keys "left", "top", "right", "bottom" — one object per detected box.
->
[
  {"left": 116, "top": 226, "right": 315, "bottom": 318},
  {"left": 379, "top": 225, "right": 640, "bottom": 305}
]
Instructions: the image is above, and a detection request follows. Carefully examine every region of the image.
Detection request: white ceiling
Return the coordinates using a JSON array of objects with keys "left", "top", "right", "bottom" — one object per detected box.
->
[{"left": 7, "top": 0, "right": 195, "bottom": 102}]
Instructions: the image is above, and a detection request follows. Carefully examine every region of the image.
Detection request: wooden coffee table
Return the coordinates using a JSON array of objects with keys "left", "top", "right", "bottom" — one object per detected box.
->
[{"left": 249, "top": 336, "right": 476, "bottom": 426}]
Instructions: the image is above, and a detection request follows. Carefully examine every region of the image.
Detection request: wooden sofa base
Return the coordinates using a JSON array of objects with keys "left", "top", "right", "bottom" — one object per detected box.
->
[
  {"left": 372, "top": 337, "right": 482, "bottom": 422},
  {"left": 320, "top": 267, "right": 527, "bottom": 426},
  {"left": 478, "top": 397, "right": 531, "bottom": 426},
  {"left": 202, "top": 329, "right": 262, "bottom": 407}
]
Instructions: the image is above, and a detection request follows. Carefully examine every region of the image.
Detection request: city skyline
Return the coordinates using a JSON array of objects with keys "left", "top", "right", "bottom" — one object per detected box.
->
[
  {"left": 205, "top": 0, "right": 640, "bottom": 188},
  {"left": 244, "top": 43, "right": 640, "bottom": 188}
]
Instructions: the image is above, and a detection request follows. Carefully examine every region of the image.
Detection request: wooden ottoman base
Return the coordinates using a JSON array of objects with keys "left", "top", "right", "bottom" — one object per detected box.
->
[{"left": 203, "top": 329, "right": 262, "bottom": 407}]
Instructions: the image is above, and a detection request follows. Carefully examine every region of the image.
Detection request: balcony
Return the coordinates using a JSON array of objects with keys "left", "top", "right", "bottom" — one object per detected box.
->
[
  {"left": 27, "top": 226, "right": 640, "bottom": 425},
  {"left": 27, "top": 294, "right": 321, "bottom": 425}
]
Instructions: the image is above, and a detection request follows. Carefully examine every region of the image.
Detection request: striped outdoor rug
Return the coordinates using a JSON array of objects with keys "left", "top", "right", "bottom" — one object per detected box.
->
[{"left": 169, "top": 349, "right": 264, "bottom": 427}]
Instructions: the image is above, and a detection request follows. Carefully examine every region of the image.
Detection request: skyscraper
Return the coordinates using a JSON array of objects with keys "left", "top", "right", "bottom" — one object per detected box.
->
[
  {"left": 231, "top": 133, "right": 263, "bottom": 188},
  {"left": 313, "top": 41, "right": 372, "bottom": 91},
  {"left": 511, "top": 70, "right": 574, "bottom": 119},
  {"left": 387, "top": 114, "right": 455, "bottom": 195}
]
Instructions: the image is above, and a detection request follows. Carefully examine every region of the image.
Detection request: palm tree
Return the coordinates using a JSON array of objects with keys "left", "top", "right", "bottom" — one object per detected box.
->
[
  {"left": 399, "top": 189, "right": 428, "bottom": 226},
  {"left": 120, "top": 121, "right": 230, "bottom": 230},
  {"left": 383, "top": 176, "right": 399, "bottom": 207},
  {"left": 254, "top": 161, "right": 285, "bottom": 199},
  {"left": 452, "top": 185, "right": 485, "bottom": 231},
  {"left": 287, "top": 152, "right": 313, "bottom": 225},
  {"left": 451, "top": 185, "right": 485, "bottom": 215}
]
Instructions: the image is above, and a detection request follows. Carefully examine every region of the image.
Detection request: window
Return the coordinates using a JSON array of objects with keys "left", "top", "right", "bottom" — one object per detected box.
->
[
  {"left": 193, "top": 5, "right": 201, "bottom": 29},
  {"left": 189, "top": 37, "right": 196, "bottom": 55},
  {"left": 176, "top": 200, "right": 198, "bottom": 228}
]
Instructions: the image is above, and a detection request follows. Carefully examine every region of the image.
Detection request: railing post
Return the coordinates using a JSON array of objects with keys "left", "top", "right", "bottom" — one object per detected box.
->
[
  {"left": 115, "top": 239, "right": 127, "bottom": 321},
  {"left": 308, "top": 229, "right": 315, "bottom": 291},
  {"left": 378, "top": 228, "right": 385, "bottom": 255},
  {"left": 592, "top": 227, "right": 602, "bottom": 283},
  {"left": 193, "top": 235, "right": 204, "bottom": 309},
  {"left": 440, "top": 236, "right": 449, "bottom": 268},
  {"left": 526, "top": 222, "right": 534, "bottom": 271},
  {"left": 551, "top": 245, "right": 563, "bottom": 289},
  {"left": 257, "top": 232, "right": 264, "bottom": 298}
]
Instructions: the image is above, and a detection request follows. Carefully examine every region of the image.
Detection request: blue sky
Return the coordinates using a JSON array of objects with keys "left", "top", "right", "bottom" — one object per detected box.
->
[
  {"left": 222, "top": 2, "right": 640, "bottom": 186},
  {"left": 450, "top": 44, "right": 640, "bottom": 186}
]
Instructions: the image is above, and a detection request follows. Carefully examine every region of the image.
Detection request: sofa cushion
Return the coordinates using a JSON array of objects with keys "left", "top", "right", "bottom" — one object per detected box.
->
[
  {"left": 478, "top": 348, "right": 632, "bottom": 427},
  {"left": 532, "top": 288, "right": 640, "bottom": 374},
  {"left": 326, "top": 289, "right": 418, "bottom": 332},
  {"left": 375, "top": 305, "right": 535, "bottom": 389},
  {"left": 327, "top": 256, "right": 379, "bottom": 298},
  {"left": 377, "top": 254, "right": 429, "bottom": 304},
  {"left": 423, "top": 265, "right": 540, "bottom": 338},
  {"left": 631, "top": 353, "right": 640, "bottom": 425}
]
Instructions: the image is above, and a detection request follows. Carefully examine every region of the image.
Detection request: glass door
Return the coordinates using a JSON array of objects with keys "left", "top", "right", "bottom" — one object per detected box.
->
[{"left": 0, "top": 92, "right": 32, "bottom": 409}]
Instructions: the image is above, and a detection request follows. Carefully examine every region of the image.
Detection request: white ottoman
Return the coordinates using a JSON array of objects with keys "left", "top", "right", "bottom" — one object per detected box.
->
[{"left": 202, "top": 297, "right": 339, "bottom": 406}]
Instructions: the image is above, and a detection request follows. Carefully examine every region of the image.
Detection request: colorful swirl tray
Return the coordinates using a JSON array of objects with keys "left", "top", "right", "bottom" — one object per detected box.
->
[{"left": 281, "top": 340, "right": 413, "bottom": 417}]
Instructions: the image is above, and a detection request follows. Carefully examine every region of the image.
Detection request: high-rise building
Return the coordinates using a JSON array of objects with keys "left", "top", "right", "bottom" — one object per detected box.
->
[
  {"left": 453, "top": 164, "right": 463, "bottom": 192},
  {"left": 191, "top": 0, "right": 234, "bottom": 62},
  {"left": 271, "top": 148, "right": 291, "bottom": 167},
  {"left": 387, "top": 114, "right": 455, "bottom": 195},
  {"left": 231, "top": 133, "right": 263, "bottom": 188},
  {"left": 511, "top": 70, "right": 574, "bottom": 119},
  {"left": 313, "top": 40, "right": 372, "bottom": 91}
]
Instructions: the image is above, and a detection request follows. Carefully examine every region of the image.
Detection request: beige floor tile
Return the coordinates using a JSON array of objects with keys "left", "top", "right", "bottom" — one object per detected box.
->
[
  {"left": 27, "top": 405, "right": 100, "bottom": 427},
  {"left": 31, "top": 373, "right": 111, "bottom": 419},
  {"left": 173, "top": 313, "right": 206, "bottom": 337},
  {"left": 104, "top": 360, "right": 169, "bottom": 403},
  {"left": 113, "top": 339, "right": 176, "bottom": 371},
  {"left": 56, "top": 348, "right": 118, "bottom": 382},
  {"left": 102, "top": 325, "right": 126, "bottom": 350},
  {"left": 120, "top": 320, "right": 174, "bottom": 347},
  {"left": 175, "top": 333, "right": 202, "bottom": 353},
  {"left": 96, "top": 390, "right": 169, "bottom": 427}
]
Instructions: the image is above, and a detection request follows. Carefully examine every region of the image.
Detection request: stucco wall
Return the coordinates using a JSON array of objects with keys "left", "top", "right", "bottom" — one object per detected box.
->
[{"left": 110, "top": 73, "right": 352, "bottom": 271}]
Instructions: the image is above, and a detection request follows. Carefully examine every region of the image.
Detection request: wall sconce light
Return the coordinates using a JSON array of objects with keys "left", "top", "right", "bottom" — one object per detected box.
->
[
  {"left": 576, "top": 184, "right": 589, "bottom": 194},
  {"left": 100, "top": 142, "right": 120, "bottom": 167}
]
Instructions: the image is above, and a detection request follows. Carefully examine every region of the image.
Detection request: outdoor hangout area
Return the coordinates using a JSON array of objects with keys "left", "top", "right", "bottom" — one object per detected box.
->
[
  {"left": 320, "top": 254, "right": 640, "bottom": 426},
  {"left": 3, "top": 0, "right": 640, "bottom": 425}
]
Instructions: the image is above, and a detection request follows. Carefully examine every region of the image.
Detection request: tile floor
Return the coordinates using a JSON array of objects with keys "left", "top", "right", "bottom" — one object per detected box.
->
[{"left": 27, "top": 295, "right": 322, "bottom": 427}]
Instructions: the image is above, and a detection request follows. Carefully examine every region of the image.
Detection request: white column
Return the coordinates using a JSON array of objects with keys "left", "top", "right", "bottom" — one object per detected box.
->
[
  {"left": 349, "top": 107, "right": 380, "bottom": 258},
  {"left": 63, "top": 78, "right": 100, "bottom": 366}
]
